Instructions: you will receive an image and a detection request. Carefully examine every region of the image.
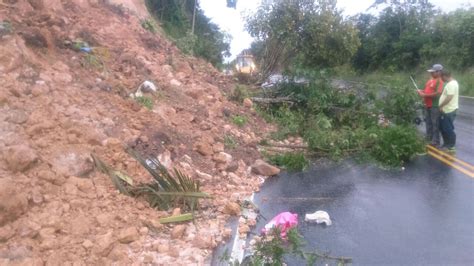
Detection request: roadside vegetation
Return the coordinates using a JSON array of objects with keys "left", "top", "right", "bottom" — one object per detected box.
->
[
  {"left": 255, "top": 71, "right": 425, "bottom": 167},
  {"left": 337, "top": 70, "right": 474, "bottom": 97},
  {"left": 92, "top": 148, "right": 211, "bottom": 220},
  {"left": 231, "top": 115, "right": 248, "bottom": 127},
  {"left": 245, "top": 0, "right": 451, "bottom": 167},
  {"left": 233, "top": 228, "right": 351, "bottom": 265},
  {"left": 268, "top": 152, "right": 309, "bottom": 172},
  {"left": 145, "top": 0, "right": 231, "bottom": 68}
]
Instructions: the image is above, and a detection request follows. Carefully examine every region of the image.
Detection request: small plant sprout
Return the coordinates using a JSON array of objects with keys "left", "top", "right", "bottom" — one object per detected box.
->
[
  {"left": 232, "top": 115, "right": 248, "bottom": 127},
  {"left": 135, "top": 96, "right": 154, "bottom": 110}
]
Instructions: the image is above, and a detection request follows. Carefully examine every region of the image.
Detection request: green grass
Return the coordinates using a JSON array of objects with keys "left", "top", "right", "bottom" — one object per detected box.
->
[
  {"left": 223, "top": 135, "right": 238, "bottom": 149},
  {"left": 268, "top": 152, "right": 309, "bottom": 171},
  {"left": 457, "top": 72, "right": 474, "bottom": 97},
  {"left": 337, "top": 70, "right": 474, "bottom": 97},
  {"left": 141, "top": 18, "right": 158, "bottom": 33},
  {"left": 135, "top": 96, "right": 154, "bottom": 110},
  {"left": 229, "top": 84, "right": 252, "bottom": 103},
  {"left": 82, "top": 54, "right": 104, "bottom": 70},
  {"left": 231, "top": 115, "right": 248, "bottom": 127}
]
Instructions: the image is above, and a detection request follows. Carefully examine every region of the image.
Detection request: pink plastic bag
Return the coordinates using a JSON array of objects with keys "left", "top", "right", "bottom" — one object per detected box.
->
[{"left": 262, "top": 212, "right": 298, "bottom": 238}]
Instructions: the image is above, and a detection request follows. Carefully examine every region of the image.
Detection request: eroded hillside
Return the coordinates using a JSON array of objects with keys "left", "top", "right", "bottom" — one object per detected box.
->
[{"left": 0, "top": 0, "right": 276, "bottom": 264}]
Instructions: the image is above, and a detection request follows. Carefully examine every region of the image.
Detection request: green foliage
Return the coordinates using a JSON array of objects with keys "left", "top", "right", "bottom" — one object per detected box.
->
[
  {"left": 135, "top": 96, "right": 154, "bottom": 110},
  {"left": 175, "top": 31, "right": 197, "bottom": 55},
  {"left": 244, "top": 227, "right": 352, "bottom": 265},
  {"left": 127, "top": 148, "right": 211, "bottom": 211},
  {"left": 229, "top": 84, "right": 251, "bottom": 103},
  {"left": 258, "top": 73, "right": 424, "bottom": 167},
  {"left": 91, "top": 150, "right": 211, "bottom": 212},
  {"left": 338, "top": 70, "right": 474, "bottom": 97},
  {"left": 82, "top": 54, "right": 104, "bottom": 71},
  {"left": 422, "top": 8, "right": 474, "bottom": 69},
  {"left": 351, "top": 2, "right": 474, "bottom": 72},
  {"left": 263, "top": 106, "right": 305, "bottom": 140},
  {"left": 141, "top": 18, "right": 158, "bottom": 33},
  {"left": 146, "top": 0, "right": 230, "bottom": 67},
  {"left": 231, "top": 115, "right": 248, "bottom": 127},
  {"left": 370, "top": 125, "right": 425, "bottom": 167},
  {"left": 224, "top": 134, "right": 238, "bottom": 149},
  {"left": 246, "top": 0, "right": 360, "bottom": 77},
  {"left": 378, "top": 85, "right": 421, "bottom": 125},
  {"left": 457, "top": 71, "right": 474, "bottom": 97},
  {"left": 268, "top": 152, "right": 309, "bottom": 172}
]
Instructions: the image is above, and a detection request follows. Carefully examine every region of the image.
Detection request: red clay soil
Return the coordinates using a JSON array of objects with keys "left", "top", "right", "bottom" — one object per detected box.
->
[{"left": 0, "top": 0, "right": 277, "bottom": 264}]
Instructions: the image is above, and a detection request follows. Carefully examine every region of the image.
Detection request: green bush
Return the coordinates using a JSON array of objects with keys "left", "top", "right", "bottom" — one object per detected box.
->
[
  {"left": 256, "top": 72, "right": 424, "bottom": 167},
  {"left": 229, "top": 84, "right": 251, "bottom": 103},
  {"left": 141, "top": 18, "right": 158, "bottom": 33},
  {"left": 145, "top": 0, "right": 230, "bottom": 67},
  {"left": 231, "top": 115, "right": 248, "bottom": 127},
  {"left": 369, "top": 125, "right": 425, "bottom": 167},
  {"left": 175, "top": 32, "right": 197, "bottom": 55},
  {"left": 135, "top": 96, "right": 154, "bottom": 110},
  {"left": 268, "top": 152, "right": 309, "bottom": 171}
]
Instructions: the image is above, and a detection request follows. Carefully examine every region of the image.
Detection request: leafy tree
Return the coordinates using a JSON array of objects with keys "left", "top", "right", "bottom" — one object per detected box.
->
[
  {"left": 351, "top": 14, "right": 376, "bottom": 72},
  {"left": 422, "top": 7, "right": 474, "bottom": 69},
  {"left": 351, "top": 1, "right": 473, "bottom": 72},
  {"left": 146, "top": 0, "right": 230, "bottom": 67},
  {"left": 246, "top": 0, "right": 360, "bottom": 77}
]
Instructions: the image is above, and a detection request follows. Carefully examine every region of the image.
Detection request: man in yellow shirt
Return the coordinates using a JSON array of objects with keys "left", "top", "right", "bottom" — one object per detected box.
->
[{"left": 439, "top": 70, "right": 459, "bottom": 152}]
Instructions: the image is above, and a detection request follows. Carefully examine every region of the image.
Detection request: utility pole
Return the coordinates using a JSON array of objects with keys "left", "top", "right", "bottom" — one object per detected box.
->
[{"left": 191, "top": 0, "right": 197, "bottom": 35}]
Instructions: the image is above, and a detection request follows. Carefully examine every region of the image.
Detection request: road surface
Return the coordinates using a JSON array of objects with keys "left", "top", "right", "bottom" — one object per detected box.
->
[{"left": 253, "top": 97, "right": 474, "bottom": 265}]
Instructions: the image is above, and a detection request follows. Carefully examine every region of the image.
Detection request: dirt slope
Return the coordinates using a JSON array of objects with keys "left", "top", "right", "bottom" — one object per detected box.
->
[{"left": 0, "top": 1, "right": 275, "bottom": 264}]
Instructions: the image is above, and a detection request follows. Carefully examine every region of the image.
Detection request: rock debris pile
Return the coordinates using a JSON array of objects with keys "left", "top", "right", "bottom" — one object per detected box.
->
[{"left": 0, "top": 0, "right": 279, "bottom": 264}]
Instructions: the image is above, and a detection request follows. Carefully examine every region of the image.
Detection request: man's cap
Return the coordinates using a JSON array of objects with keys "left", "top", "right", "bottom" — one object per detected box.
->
[{"left": 427, "top": 64, "right": 443, "bottom": 72}]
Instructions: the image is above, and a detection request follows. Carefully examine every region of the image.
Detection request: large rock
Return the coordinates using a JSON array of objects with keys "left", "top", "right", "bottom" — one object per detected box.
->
[
  {"left": 7, "top": 109, "right": 29, "bottom": 124},
  {"left": 4, "top": 144, "right": 38, "bottom": 172},
  {"left": 195, "top": 142, "right": 213, "bottom": 156},
  {"left": 223, "top": 202, "right": 241, "bottom": 216},
  {"left": 94, "top": 231, "right": 115, "bottom": 256},
  {"left": 118, "top": 227, "right": 139, "bottom": 244},
  {"left": 51, "top": 152, "right": 94, "bottom": 177},
  {"left": 251, "top": 160, "right": 280, "bottom": 176},
  {"left": 193, "top": 235, "right": 214, "bottom": 250},
  {"left": 170, "top": 225, "right": 186, "bottom": 239},
  {"left": 243, "top": 98, "right": 253, "bottom": 108},
  {"left": 212, "top": 152, "right": 232, "bottom": 164},
  {"left": 0, "top": 178, "right": 28, "bottom": 226}
]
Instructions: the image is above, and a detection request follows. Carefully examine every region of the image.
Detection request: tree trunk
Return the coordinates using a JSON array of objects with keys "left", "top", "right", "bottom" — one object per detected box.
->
[{"left": 191, "top": 0, "right": 197, "bottom": 35}]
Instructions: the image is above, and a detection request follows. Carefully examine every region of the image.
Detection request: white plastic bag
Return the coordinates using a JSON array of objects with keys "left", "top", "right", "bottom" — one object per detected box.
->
[{"left": 304, "top": 210, "right": 332, "bottom": 226}]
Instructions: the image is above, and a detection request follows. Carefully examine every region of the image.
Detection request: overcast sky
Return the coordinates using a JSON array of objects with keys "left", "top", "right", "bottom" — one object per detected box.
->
[{"left": 199, "top": 0, "right": 473, "bottom": 61}]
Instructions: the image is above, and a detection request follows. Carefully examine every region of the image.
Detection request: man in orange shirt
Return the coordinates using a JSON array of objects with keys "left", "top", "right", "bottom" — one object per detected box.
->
[{"left": 418, "top": 64, "right": 444, "bottom": 147}]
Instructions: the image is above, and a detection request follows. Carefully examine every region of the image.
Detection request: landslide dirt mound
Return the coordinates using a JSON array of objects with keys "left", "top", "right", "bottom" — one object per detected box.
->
[{"left": 0, "top": 1, "right": 275, "bottom": 264}]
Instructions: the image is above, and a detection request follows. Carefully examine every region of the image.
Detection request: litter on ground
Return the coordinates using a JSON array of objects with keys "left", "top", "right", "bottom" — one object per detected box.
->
[
  {"left": 262, "top": 212, "right": 298, "bottom": 237},
  {"left": 131, "top": 80, "right": 157, "bottom": 98},
  {"left": 305, "top": 210, "right": 332, "bottom": 226}
]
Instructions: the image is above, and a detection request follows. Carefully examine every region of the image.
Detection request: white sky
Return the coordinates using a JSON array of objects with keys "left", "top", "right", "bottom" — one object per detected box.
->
[{"left": 199, "top": 0, "right": 473, "bottom": 61}]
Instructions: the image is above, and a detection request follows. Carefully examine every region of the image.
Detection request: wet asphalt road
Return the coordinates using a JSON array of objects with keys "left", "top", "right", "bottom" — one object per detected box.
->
[{"left": 254, "top": 98, "right": 474, "bottom": 265}]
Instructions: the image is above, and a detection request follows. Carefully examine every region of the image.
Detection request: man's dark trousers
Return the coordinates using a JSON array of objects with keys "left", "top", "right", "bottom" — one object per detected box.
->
[
  {"left": 440, "top": 110, "right": 457, "bottom": 148},
  {"left": 425, "top": 107, "right": 441, "bottom": 145}
]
